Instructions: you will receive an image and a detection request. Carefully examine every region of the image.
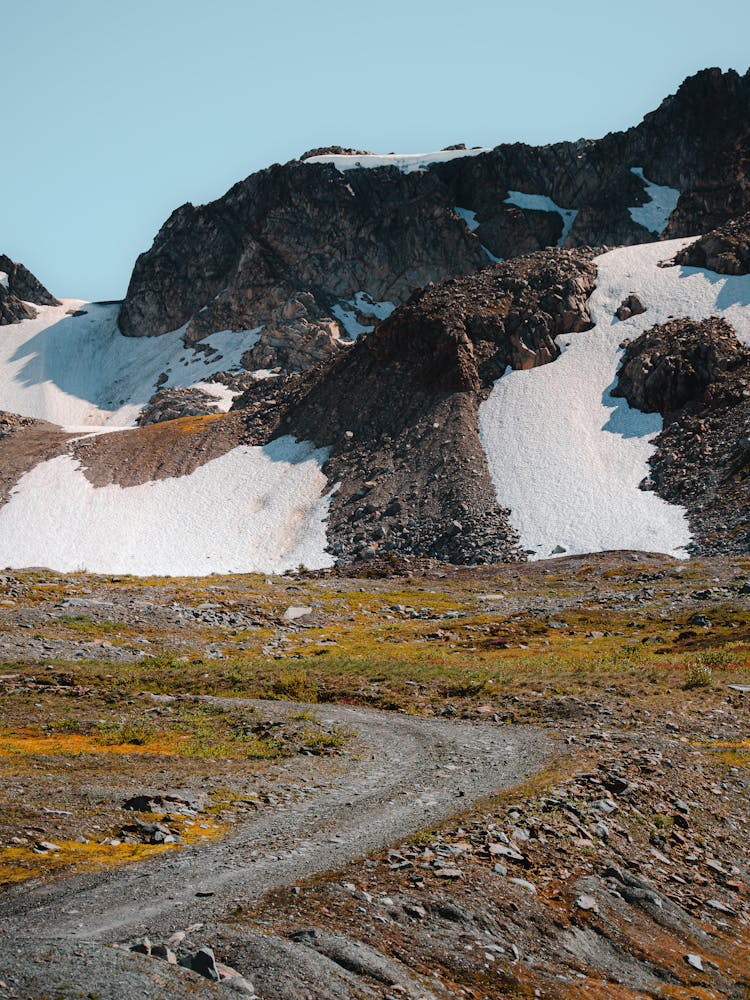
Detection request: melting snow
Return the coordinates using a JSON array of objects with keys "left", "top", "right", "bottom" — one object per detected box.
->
[
  {"left": 0, "top": 272, "right": 8, "bottom": 290},
  {"left": 479, "top": 238, "right": 750, "bottom": 560},
  {"left": 0, "top": 300, "right": 259, "bottom": 428},
  {"left": 0, "top": 437, "right": 333, "bottom": 575},
  {"left": 191, "top": 380, "right": 240, "bottom": 413},
  {"left": 455, "top": 206, "right": 480, "bottom": 232},
  {"left": 332, "top": 291, "right": 395, "bottom": 338},
  {"left": 304, "top": 148, "right": 492, "bottom": 174},
  {"left": 454, "top": 207, "right": 503, "bottom": 262},
  {"left": 504, "top": 191, "right": 578, "bottom": 246},
  {"left": 628, "top": 167, "right": 680, "bottom": 235}
]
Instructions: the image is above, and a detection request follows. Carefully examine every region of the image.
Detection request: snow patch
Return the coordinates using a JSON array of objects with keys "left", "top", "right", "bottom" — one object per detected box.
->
[
  {"left": 191, "top": 381, "right": 240, "bottom": 413},
  {"left": 0, "top": 437, "right": 333, "bottom": 575},
  {"left": 0, "top": 272, "right": 8, "bottom": 290},
  {"left": 455, "top": 206, "right": 480, "bottom": 232},
  {"left": 479, "top": 238, "right": 750, "bottom": 560},
  {"left": 304, "top": 148, "right": 492, "bottom": 174},
  {"left": 332, "top": 292, "right": 395, "bottom": 339},
  {"left": 482, "top": 246, "right": 503, "bottom": 264},
  {"left": 454, "top": 207, "right": 502, "bottom": 262},
  {"left": 0, "top": 301, "right": 260, "bottom": 428},
  {"left": 504, "top": 191, "right": 578, "bottom": 246},
  {"left": 628, "top": 168, "right": 680, "bottom": 235}
]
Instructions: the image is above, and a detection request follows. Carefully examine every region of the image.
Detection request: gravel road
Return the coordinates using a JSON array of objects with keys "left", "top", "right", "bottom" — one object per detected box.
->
[{"left": 1, "top": 700, "right": 548, "bottom": 951}]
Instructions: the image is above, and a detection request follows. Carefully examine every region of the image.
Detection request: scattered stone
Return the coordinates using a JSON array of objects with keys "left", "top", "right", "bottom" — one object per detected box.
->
[
  {"left": 575, "top": 893, "right": 599, "bottom": 912},
  {"left": 615, "top": 293, "right": 646, "bottom": 321},
  {"left": 180, "top": 946, "right": 220, "bottom": 981},
  {"left": 283, "top": 606, "right": 313, "bottom": 621}
]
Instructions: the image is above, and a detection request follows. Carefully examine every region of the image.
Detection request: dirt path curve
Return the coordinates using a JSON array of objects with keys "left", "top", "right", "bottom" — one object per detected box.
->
[{"left": 0, "top": 699, "right": 550, "bottom": 944}]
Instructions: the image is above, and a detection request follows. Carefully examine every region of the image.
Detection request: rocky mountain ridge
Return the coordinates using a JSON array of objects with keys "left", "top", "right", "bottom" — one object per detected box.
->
[{"left": 118, "top": 67, "right": 750, "bottom": 373}]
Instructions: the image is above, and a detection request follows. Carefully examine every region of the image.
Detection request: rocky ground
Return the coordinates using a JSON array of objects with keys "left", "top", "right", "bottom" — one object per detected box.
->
[{"left": 0, "top": 552, "right": 749, "bottom": 997}]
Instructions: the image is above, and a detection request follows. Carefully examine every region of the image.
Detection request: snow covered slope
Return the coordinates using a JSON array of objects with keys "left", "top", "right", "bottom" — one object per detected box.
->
[
  {"left": 0, "top": 299, "right": 257, "bottom": 428},
  {"left": 0, "top": 299, "right": 335, "bottom": 575},
  {"left": 0, "top": 437, "right": 333, "bottom": 575},
  {"left": 479, "top": 239, "right": 750, "bottom": 560}
]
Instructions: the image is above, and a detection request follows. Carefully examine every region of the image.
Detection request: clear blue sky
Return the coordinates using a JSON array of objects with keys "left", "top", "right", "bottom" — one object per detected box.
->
[{"left": 4, "top": 0, "right": 750, "bottom": 301}]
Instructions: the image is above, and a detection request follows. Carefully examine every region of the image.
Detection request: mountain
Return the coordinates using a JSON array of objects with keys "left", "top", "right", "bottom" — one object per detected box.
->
[
  {"left": 0, "top": 68, "right": 749, "bottom": 574},
  {"left": 118, "top": 67, "right": 750, "bottom": 372}
]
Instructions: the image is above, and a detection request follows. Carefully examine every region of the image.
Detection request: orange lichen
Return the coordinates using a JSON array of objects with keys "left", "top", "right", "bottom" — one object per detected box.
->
[
  {"left": 0, "top": 816, "right": 223, "bottom": 886},
  {"left": 0, "top": 733, "right": 186, "bottom": 757}
]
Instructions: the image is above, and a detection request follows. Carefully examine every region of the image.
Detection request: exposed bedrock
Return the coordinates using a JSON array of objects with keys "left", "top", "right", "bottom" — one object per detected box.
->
[
  {"left": 118, "top": 68, "right": 750, "bottom": 372},
  {"left": 673, "top": 212, "right": 750, "bottom": 275},
  {"left": 0, "top": 253, "right": 61, "bottom": 325},
  {"left": 612, "top": 316, "right": 750, "bottom": 418},
  {"left": 118, "top": 162, "right": 488, "bottom": 355},
  {"left": 613, "top": 316, "right": 750, "bottom": 555}
]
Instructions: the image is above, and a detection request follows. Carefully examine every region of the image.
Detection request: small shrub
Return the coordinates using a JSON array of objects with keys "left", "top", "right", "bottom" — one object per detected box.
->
[{"left": 683, "top": 660, "right": 713, "bottom": 690}]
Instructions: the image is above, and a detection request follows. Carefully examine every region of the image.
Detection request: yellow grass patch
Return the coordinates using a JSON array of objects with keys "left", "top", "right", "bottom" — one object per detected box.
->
[
  {"left": 0, "top": 732, "right": 185, "bottom": 757},
  {"left": 0, "top": 815, "right": 223, "bottom": 886}
]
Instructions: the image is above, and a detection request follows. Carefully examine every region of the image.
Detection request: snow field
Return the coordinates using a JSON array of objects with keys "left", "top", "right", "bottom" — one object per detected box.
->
[
  {"left": 478, "top": 239, "right": 750, "bottom": 560},
  {"left": 0, "top": 300, "right": 259, "bottom": 428},
  {"left": 0, "top": 437, "right": 333, "bottom": 575}
]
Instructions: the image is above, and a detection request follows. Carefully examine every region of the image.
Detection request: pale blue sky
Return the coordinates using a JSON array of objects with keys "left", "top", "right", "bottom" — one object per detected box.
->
[{"left": 4, "top": 0, "right": 750, "bottom": 300}]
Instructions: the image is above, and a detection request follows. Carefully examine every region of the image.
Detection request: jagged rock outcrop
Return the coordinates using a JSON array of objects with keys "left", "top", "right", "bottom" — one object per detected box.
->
[
  {"left": 0, "top": 287, "right": 36, "bottom": 325},
  {"left": 612, "top": 317, "right": 750, "bottom": 417},
  {"left": 673, "top": 212, "right": 750, "bottom": 274},
  {"left": 613, "top": 317, "right": 750, "bottom": 555},
  {"left": 0, "top": 255, "right": 60, "bottom": 307},
  {"left": 631, "top": 68, "right": 750, "bottom": 236},
  {"left": 117, "top": 68, "right": 750, "bottom": 373},
  {"left": 230, "top": 248, "right": 598, "bottom": 564},
  {"left": 118, "top": 162, "right": 488, "bottom": 362},
  {"left": 0, "top": 254, "right": 61, "bottom": 326},
  {"left": 299, "top": 146, "right": 373, "bottom": 160},
  {"left": 136, "top": 386, "right": 224, "bottom": 426}
]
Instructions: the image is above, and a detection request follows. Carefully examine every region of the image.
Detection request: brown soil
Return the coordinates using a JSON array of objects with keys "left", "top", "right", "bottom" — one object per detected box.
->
[{"left": 72, "top": 412, "right": 247, "bottom": 488}]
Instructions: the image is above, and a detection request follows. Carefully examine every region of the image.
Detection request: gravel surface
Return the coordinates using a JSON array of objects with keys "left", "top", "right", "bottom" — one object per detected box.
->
[{"left": 0, "top": 701, "right": 547, "bottom": 997}]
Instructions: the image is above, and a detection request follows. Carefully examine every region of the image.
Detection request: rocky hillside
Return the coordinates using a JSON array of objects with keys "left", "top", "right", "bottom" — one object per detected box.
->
[{"left": 118, "top": 68, "right": 750, "bottom": 373}]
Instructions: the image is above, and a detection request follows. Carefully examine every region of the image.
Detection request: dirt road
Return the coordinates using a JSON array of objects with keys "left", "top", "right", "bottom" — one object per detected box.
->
[{"left": 0, "top": 700, "right": 548, "bottom": 946}]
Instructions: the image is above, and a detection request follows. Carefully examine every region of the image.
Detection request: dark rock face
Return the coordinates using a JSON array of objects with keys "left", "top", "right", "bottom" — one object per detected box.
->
[
  {"left": 0, "top": 254, "right": 60, "bottom": 308},
  {"left": 613, "top": 317, "right": 750, "bottom": 555},
  {"left": 118, "top": 162, "right": 488, "bottom": 364},
  {"left": 363, "top": 248, "right": 597, "bottom": 393},
  {"left": 630, "top": 68, "right": 750, "bottom": 236},
  {"left": 118, "top": 68, "right": 750, "bottom": 371},
  {"left": 0, "top": 254, "right": 61, "bottom": 326},
  {"left": 233, "top": 249, "right": 597, "bottom": 565},
  {"left": 0, "top": 286, "right": 36, "bottom": 325},
  {"left": 673, "top": 213, "right": 750, "bottom": 274}
]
